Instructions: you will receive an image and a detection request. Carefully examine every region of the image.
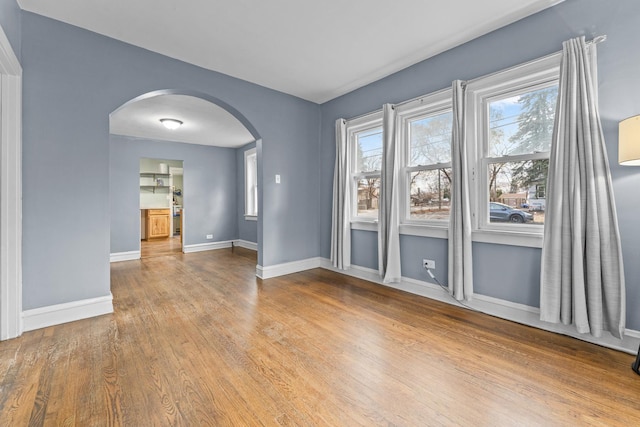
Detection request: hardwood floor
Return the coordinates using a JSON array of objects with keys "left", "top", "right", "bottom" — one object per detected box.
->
[
  {"left": 1, "top": 248, "right": 639, "bottom": 426},
  {"left": 141, "top": 235, "right": 182, "bottom": 258}
]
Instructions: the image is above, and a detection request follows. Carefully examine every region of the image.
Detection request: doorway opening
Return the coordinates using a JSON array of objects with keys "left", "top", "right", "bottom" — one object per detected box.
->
[
  {"left": 140, "top": 157, "right": 184, "bottom": 258},
  {"left": 109, "top": 89, "right": 263, "bottom": 269}
]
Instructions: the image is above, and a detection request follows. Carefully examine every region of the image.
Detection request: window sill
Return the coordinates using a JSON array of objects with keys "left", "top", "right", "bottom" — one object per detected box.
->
[
  {"left": 244, "top": 215, "right": 257, "bottom": 221},
  {"left": 472, "top": 229, "right": 543, "bottom": 248},
  {"left": 351, "top": 220, "right": 378, "bottom": 232},
  {"left": 399, "top": 224, "right": 448, "bottom": 239},
  {"left": 349, "top": 221, "right": 542, "bottom": 247}
]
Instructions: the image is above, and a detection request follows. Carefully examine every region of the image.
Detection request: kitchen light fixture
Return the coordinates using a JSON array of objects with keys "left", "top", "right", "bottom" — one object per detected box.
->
[
  {"left": 619, "top": 115, "right": 640, "bottom": 165},
  {"left": 160, "top": 118, "right": 183, "bottom": 130}
]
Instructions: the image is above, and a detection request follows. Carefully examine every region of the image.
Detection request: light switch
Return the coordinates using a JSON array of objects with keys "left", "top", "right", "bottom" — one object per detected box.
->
[{"left": 275, "top": 174, "right": 281, "bottom": 184}]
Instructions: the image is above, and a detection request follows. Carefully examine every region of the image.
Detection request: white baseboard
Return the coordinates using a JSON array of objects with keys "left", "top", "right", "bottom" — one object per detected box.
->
[
  {"left": 625, "top": 329, "right": 640, "bottom": 340},
  {"left": 111, "top": 240, "right": 256, "bottom": 258},
  {"left": 471, "top": 293, "right": 640, "bottom": 354},
  {"left": 23, "top": 294, "right": 114, "bottom": 332},
  {"left": 319, "top": 258, "right": 640, "bottom": 355},
  {"left": 110, "top": 250, "right": 141, "bottom": 262},
  {"left": 257, "top": 257, "right": 323, "bottom": 279},
  {"left": 234, "top": 239, "right": 257, "bottom": 251},
  {"left": 183, "top": 240, "right": 233, "bottom": 253}
]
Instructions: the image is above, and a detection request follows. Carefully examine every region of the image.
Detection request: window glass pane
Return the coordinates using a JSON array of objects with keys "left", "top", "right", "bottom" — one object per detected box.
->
[
  {"left": 356, "top": 128, "right": 383, "bottom": 173},
  {"left": 245, "top": 151, "right": 257, "bottom": 216},
  {"left": 488, "top": 85, "right": 558, "bottom": 157},
  {"left": 487, "top": 159, "right": 548, "bottom": 224},
  {"left": 409, "top": 168, "right": 451, "bottom": 221},
  {"left": 409, "top": 111, "right": 452, "bottom": 166},
  {"left": 356, "top": 177, "right": 380, "bottom": 218}
]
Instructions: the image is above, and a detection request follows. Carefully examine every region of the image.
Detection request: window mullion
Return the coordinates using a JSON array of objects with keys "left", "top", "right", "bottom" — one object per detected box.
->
[
  {"left": 405, "top": 162, "right": 452, "bottom": 173},
  {"left": 487, "top": 152, "right": 549, "bottom": 164}
]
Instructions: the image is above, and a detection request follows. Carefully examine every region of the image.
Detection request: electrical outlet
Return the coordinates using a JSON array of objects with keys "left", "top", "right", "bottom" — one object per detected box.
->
[
  {"left": 206, "top": 234, "right": 213, "bottom": 239},
  {"left": 423, "top": 259, "right": 435, "bottom": 269}
]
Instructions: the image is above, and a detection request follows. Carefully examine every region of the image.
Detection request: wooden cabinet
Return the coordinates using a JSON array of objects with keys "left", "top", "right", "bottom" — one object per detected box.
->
[{"left": 143, "top": 209, "right": 171, "bottom": 240}]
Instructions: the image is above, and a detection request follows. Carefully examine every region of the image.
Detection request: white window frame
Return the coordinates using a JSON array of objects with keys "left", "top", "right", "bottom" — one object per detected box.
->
[
  {"left": 244, "top": 148, "right": 257, "bottom": 220},
  {"left": 396, "top": 88, "right": 452, "bottom": 239},
  {"left": 347, "top": 111, "right": 383, "bottom": 230},
  {"left": 466, "top": 52, "right": 561, "bottom": 248}
]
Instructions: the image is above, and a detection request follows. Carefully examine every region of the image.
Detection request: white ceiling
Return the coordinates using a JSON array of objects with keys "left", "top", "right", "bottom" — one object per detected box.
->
[
  {"left": 110, "top": 94, "right": 255, "bottom": 148},
  {"left": 17, "top": 0, "right": 563, "bottom": 104}
]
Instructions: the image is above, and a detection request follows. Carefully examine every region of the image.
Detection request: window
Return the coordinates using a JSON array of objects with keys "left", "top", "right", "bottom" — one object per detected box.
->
[
  {"left": 467, "top": 53, "right": 560, "bottom": 241},
  {"left": 244, "top": 148, "right": 257, "bottom": 219},
  {"left": 397, "top": 90, "right": 453, "bottom": 227},
  {"left": 339, "top": 54, "right": 560, "bottom": 246},
  {"left": 348, "top": 112, "right": 383, "bottom": 222}
]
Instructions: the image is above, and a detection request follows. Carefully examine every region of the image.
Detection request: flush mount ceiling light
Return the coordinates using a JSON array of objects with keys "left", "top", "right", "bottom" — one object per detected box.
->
[{"left": 160, "top": 118, "right": 183, "bottom": 130}]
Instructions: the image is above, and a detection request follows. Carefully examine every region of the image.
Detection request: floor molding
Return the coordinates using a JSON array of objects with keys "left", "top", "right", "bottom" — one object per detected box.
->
[
  {"left": 23, "top": 294, "right": 114, "bottom": 332},
  {"left": 183, "top": 240, "right": 233, "bottom": 253},
  {"left": 110, "top": 250, "right": 141, "bottom": 263},
  {"left": 319, "top": 258, "right": 640, "bottom": 354},
  {"left": 257, "top": 257, "right": 322, "bottom": 280},
  {"left": 112, "top": 240, "right": 256, "bottom": 260},
  {"left": 234, "top": 239, "right": 257, "bottom": 251}
]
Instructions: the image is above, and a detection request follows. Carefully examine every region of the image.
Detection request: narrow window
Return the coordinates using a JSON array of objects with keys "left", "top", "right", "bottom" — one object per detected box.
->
[
  {"left": 244, "top": 148, "right": 257, "bottom": 218},
  {"left": 348, "top": 113, "right": 383, "bottom": 222}
]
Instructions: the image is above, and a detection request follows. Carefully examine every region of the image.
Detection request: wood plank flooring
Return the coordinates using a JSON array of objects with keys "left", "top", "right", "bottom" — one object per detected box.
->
[
  {"left": 141, "top": 235, "right": 182, "bottom": 258},
  {"left": 1, "top": 247, "right": 639, "bottom": 426}
]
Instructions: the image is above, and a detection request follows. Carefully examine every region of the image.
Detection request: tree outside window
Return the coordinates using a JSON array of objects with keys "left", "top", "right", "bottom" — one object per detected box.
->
[
  {"left": 486, "top": 84, "right": 557, "bottom": 225},
  {"left": 406, "top": 111, "right": 453, "bottom": 221},
  {"left": 353, "top": 126, "right": 383, "bottom": 219}
]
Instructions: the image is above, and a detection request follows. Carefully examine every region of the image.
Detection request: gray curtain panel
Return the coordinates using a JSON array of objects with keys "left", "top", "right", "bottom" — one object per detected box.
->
[
  {"left": 378, "top": 104, "right": 402, "bottom": 283},
  {"left": 448, "top": 80, "right": 474, "bottom": 300},
  {"left": 540, "top": 37, "right": 626, "bottom": 338},
  {"left": 331, "top": 118, "right": 351, "bottom": 270}
]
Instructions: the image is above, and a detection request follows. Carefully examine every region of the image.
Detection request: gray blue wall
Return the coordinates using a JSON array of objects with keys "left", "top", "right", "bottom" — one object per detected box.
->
[
  {"left": 9, "top": 0, "right": 640, "bottom": 333},
  {"left": 21, "top": 11, "right": 320, "bottom": 310},
  {"left": 110, "top": 136, "right": 238, "bottom": 253},
  {"left": 236, "top": 142, "right": 258, "bottom": 244},
  {"left": 319, "top": 0, "right": 640, "bottom": 330},
  {"left": 0, "top": 0, "right": 20, "bottom": 58}
]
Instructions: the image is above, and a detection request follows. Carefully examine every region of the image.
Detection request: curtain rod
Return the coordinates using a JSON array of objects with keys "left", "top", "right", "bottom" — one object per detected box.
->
[
  {"left": 455, "top": 34, "right": 607, "bottom": 88},
  {"left": 342, "top": 108, "right": 382, "bottom": 124},
  {"left": 589, "top": 34, "right": 607, "bottom": 45},
  {"left": 342, "top": 34, "right": 607, "bottom": 123},
  {"left": 393, "top": 86, "right": 452, "bottom": 110}
]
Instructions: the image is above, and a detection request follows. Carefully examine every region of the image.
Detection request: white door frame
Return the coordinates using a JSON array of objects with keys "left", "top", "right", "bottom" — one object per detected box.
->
[
  {"left": 168, "top": 166, "right": 184, "bottom": 252},
  {"left": 0, "top": 25, "right": 23, "bottom": 340}
]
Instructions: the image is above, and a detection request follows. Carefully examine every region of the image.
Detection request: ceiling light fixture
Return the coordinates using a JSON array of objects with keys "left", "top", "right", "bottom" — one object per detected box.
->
[{"left": 160, "top": 118, "right": 183, "bottom": 130}]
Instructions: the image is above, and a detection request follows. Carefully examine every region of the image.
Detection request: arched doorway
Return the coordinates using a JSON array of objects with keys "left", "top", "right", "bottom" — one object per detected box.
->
[{"left": 108, "top": 90, "right": 262, "bottom": 264}]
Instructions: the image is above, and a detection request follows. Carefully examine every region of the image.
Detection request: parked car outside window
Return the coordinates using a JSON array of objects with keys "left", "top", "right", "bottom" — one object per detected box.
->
[{"left": 489, "top": 202, "right": 534, "bottom": 223}]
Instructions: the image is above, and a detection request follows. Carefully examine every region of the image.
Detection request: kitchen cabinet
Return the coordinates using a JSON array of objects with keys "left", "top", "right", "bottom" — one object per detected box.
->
[{"left": 142, "top": 209, "right": 171, "bottom": 240}]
